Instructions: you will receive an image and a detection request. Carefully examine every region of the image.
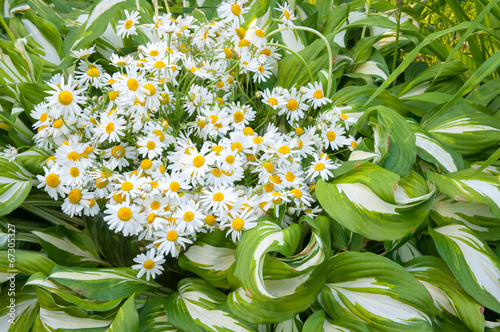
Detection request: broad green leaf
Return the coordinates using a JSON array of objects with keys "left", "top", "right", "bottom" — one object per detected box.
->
[
  {"left": 37, "top": 306, "right": 112, "bottom": 331},
  {"left": 430, "top": 224, "right": 500, "bottom": 313},
  {"left": 274, "top": 315, "right": 303, "bottom": 332},
  {"left": 422, "top": 102, "right": 500, "bottom": 156},
  {"left": 319, "top": 251, "right": 434, "bottom": 331},
  {"left": 357, "top": 106, "right": 417, "bottom": 176},
  {"left": 48, "top": 265, "right": 162, "bottom": 301},
  {"left": 227, "top": 217, "right": 330, "bottom": 324},
  {"left": 33, "top": 226, "right": 107, "bottom": 268},
  {"left": 179, "top": 229, "right": 236, "bottom": 288},
  {"left": 109, "top": 293, "right": 139, "bottom": 332},
  {"left": 405, "top": 256, "right": 485, "bottom": 332},
  {"left": 26, "top": 272, "right": 127, "bottom": 312},
  {"left": 0, "top": 157, "right": 32, "bottom": 217},
  {"left": 317, "top": 163, "right": 435, "bottom": 241},
  {"left": 431, "top": 194, "right": 500, "bottom": 241},
  {"left": 0, "top": 250, "right": 55, "bottom": 275},
  {"left": 165, "top": 278, "right": 256, "bottom": 332},
  {"left": 0, "top": 283, "right": 38, "bottom": 331},
  {"left": 426, "top": 169, "right": 500, "bottom": 219},
  {"left": 302, "top": 310, "right": 369, "bottom": 332},
  {"left": 138, "top": 297, "right": 176, "bottom": 332},
  {"left": 16, "top": 147, "right": 50, "bottom": 176}
]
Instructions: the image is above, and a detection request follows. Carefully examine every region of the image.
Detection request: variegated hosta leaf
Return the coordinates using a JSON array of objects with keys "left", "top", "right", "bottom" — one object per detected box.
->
[
  {"left": 429, "top": 224, "right": 500, "bottom": 314},
  {"left": 317, "top": 163, "right": 435, "bottom": 241},
  {"left": 319, "top": 251, "right": 435, "bottom": 331},
  {"left": 179, "top": 229, "right": 236, "bottom": 288},
  {"left": 33, "top": 226, "right": 108, "bottom": 268},
  {"left": 0, "top": 250, "right": 56, "bottom": 275},
  {"left": 227, "top": 217, "right": 330, "bottom": 324},
  {"left": 422, "top": 102, "right": 500, "bottom": 156},
  {"left": 37, "top": 305, "right": 113, "bottom": 331},
  {"left": 431, "top": 194, "right": 500, "bottom": 241},
  {"left": 0, "top": 157, "right": 32, "bottom": 218},
  {"left": 405, "top": 256, "right": 485, "bottom": 332},
  {"left": 426, "top": 169, "right": 500, "bottom": 219},
  {"left": 109, "top": 293, "right": 139, "bottom": 332},
  {"left": 387, "top": 238, "right": 423, "bottom": 264},
  {"left": 357, "top": 106, "right": 417, "bottom": 176},
  {"left": 0, "top": 283, "right": 38, "bottom": 331},
  {"left": 26, "top": 272, "right": 127, "bottom": 311},
  {"left": 409, "top": 121, "right": 464, "bottom": 173},
  {"left": 165, "top": 278, "right": 256, "bottom": 332},
  {"left": 16, "top": 147, "right": 50, "bottom": 175},
  {"left": 138, "top": 297, "right": 176, "bottom": 332},
  {"left": 274, "top": 315, "right": 303, "bottom": 332},
  {"left": 302, "top": 310, "right": 369, "bottom": 332},
  {"left": 48, "top": 265, "right": 162, "bottom": 301}
]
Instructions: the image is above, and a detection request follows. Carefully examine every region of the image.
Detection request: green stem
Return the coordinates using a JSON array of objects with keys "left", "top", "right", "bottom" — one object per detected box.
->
[
  {"left": 0, "top": 16, "right": 14, "bottom": 41},
  {"left": 360, "top": 0, "right": 372, "bottom": 39},
  {"left": 391, "top": 8, "right": 402, "bottom": 87},
  {"left": 267, "top": 43, "right": 314, "bottom": 84},
  {"left": 0, "top": 113, "right": 33, "bottom": 139},
  {"left": 266, "top": 26, "right": 333, "bottom": 96}
]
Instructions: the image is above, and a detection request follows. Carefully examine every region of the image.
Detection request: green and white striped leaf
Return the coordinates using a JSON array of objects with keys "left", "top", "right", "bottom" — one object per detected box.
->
[
  {"left": 37, "top": 306, "right": 112, "bottom": 331},
  {"left": 431, "top": 194, "right": 500, "bottom": 241},
  {"left": 179, "top": 229, "right": 236, "bottom": 289},
  {"left": 422, "top": 102, "right": 500, "bottom": 156},
  {"left": 26, "top": 272, "right": 127, "bottom": 312},
  {"left": 165, "top": 278, "right": 256, "bottom": 332},
  {"left": 317, "top": 163, "right": 435, "bottom": 241},
  {"left": 409, "top": 120, "right": 464, "bottom": 173},
  {"left": 430, "top": 224, "right": 500, "bottom": 314},
  {"left": 138, "top": 297, "right": 176, "bottom": 332},
  {"left": 387, "top": 238, "right": 423, "bottom": 264},
  {"left": 405, "top": 256, "right": 485, "bottom": 332},
  {"left": 0, "top": 157, "right": 32, "bottom": 218},
  {"left": 109, "top": 293, "right": 139, "bottom": 332},
  {"left": 227, "top": 217, "right": 330, "bottom": 324},
  {"left": 0, "top": 284, "right": 38, "bottom": 331},
  {"left": 319, "top": 251, "right": 434, "bottom": 331},
  {"left": 16, "top": 147, "right": 50, "bottom": 176},
  {"left": 48, "top": 265, "right": 162, "bottom": 301},
  {"left": 426, "top": 169, "right": 500, "bottom": 219},
  {"left": 33, "top": 226, "right": 107, "bottom": 268},
  {"left": 0, "top": 250, "right": 55, "bottom": 275},
  {"left": 274, "top": 315, "right": 303, "bottom": 332},
  {"left": 357, "top": 106, "right": 417, "bottom": 176},
  {"left": 302, "top": 310, "right": 369, "bottom": 332}
]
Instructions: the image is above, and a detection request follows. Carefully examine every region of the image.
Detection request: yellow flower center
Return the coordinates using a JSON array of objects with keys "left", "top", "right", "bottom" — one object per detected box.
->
[
  {"left": 234, "top": 111, "right": 244, "bottom": 123},
  {"left": 152, "top": 130, "right": 164, "bottom": 142},
  {"left": 167, "top": 230, "right": 178, "bottom": 241},
  {"left": 268, "top": 98, "right": 278, "bottom": 106},
  {"left": 205, "top": 215, "right": 216, "bottom": 226},
  {"left": 231, "top": 4, "right": 242, "bottom": 15},
  {"left": 67, "top": 152, "right": 80, "bottom": 161},
  {"left": 170, "top": 182, "right": 180, "bottom": 192},
  {"left": 144, "top": 83, "right": 156, "bottom": 96},
  {"left": 313, "top": 90, "right": 324, "bottom": 99},
  {"left": 284, "top": 10, "right": 291, "bottom": 20},
  {"left": 150, "top": 201, "right": 161, "bottom": 210},
  {"left": 124, "top": 20, "right": 133, "bottom": 29},
  {"left": 127, "top": 78, "right": 139, "bottom": 91},
  {"left": 291, "top": 188, "right": 302, "bottom": 198},
  {"left": 231, "top": 142, "right": 243, "bottom": 153},
  {"left": 96, "top": 177, "right": 108, "bottom": 189},
  {"left": 69, "top": 167, "right": 80, "bottom": 178},
  {"left": 86, "top": 68, "right": 100, "bottom": 77},
  {"left": 262, "top": 162, "right": 274, "bottom": 173},
  {"left": 149, "top": 50, "right": 159, "bottom": 57},
  {"left": 121, "top": 181, "right": 133, "bottom": 191},
  {"left": 58, "top": 91, "right": 73, "bottom": 105},
  {"left": 286, "top": 99, "right": 298, "bottom": 111},
  {"left": 105, "top": 122, "right": 115, "bottom": 134},
  {"left": 111, "top": 145, "right": 125, "bottom": 158},
  {"left": 183, "top": 211, "right": 194, "bottom": 222},
  {"left": 256, "top": 29, "right": 265, "bottom": 37},
  {"left": 213, "top": 192, "right": 224, "bottom": 202},
  {"left": 285, "top": 172, "right": 295, "bottom": 182},
  {"left": 109, "top": 90, "right": 119, "bottom": 101},
  {"left": 46, "top": 174, "right": 60, "bottom": 187},
  {"left": 146, "top": 141, "right": 156, "bottom": 150},
  {"left": 243, "top": 127, "right": 254, "bottom": 136},
  {"left": 147, "top": 213, "right": 156, "bottom": 224},
  {"left": 232, "top": 218, "right": 244, "bottom": 231},
  {"left": 351, "top": 141, "right": 358, "bottom": 149},
  {"left": 118, "top": 207, "right": 132, "bottom": 221},
  {"left": 154, "top": 61, "right": 166, "bottom": 69},
  {"left": 226, "top": 155, "right": 235, "bottom": 164},
  {"left": 143, "top": 259, "right": 155, "bottom": 269},
  {"left": 278, "top": 146, "right": 290, "bottom": 154},
  {"left": 314, "top": 163, "right": 325, "bottom": 171},
  {"left": 68, "top": 189, "right": 82, "bottom": 204},
  {"left": 40, "top": 113, "right": 48, "bottom": 122},
  {"left": 327, "top": 131, "right": 336, "bottom": 141},
  {"left": 141, "top": 159, "right": 153, "bottom": 170},
  {"left": 193, "top": 156, "right": 205, "bottom": 167}
]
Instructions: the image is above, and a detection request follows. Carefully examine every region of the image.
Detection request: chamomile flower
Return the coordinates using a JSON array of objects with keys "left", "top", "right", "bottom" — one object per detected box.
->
[
  {"left": 117, "top": 10, "right": 141, "bottom": 38},
  {"left": 37, "top": 166, "right": 68, "bottom": 200},
  {"left": 261, "top": 88, "right": 286, "bottom": 109},
  {"left": 132, "top": 249, "right": 166, "bottom": 280},
  {"left": 110, "top": 54, "right": 134, "bottom": 67},
  {"left": 154, "top": 225, "right": 193, "bottom": 257},
  {"left": 253, "top": 63, "right": 273, "bottom": 83},
  {"left": 46, "top": 76, "right": 86, "bottom": 119},
  {"left": 200, "top": 186, "right": 239, "bottom": 214},
  {"left": 114, "top": 173, "right": 148, "bottom": 204},
  {"left": 71, "top": 45, "right": 96, "bottom": 59},
  {"left": 173, "top": 200, "right": 205, "bottom": 233},
  {"left": 137, "top": 133, "right": 166, "bottom": 159},
  {"left": 104, "top": 203, "right": 143, "bottom": 236},
  {"left": 305, "top": 81, "right": 331, "bottom": 108},
  {"left": 62, "top": 188, "right": 92, "bottom": 217},
  {"left": 95, "top": 113, "right": 127, "bottom": 143},
  {"left": 276, "top": 2, "right": 297, "bottom": 29},
  {"left": 305, "top": 154, "right": 338, "bottom": 181},
  {"left": 222, "top": 208, "right": 258, "bottom": 243},
  {"left": 322, "top": 123, "right": 346, "bottom": 150},
  {"left": 345, "top": 135, "right": 362, "bottom": 151},
  {"left": 218, "top": 0, "right": 249, "bottom": 25}
]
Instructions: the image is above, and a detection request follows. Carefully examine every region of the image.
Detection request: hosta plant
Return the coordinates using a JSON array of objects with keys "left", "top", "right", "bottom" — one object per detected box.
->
[{"left": 0, "top": 0, "right": 500, "bottom": 331}]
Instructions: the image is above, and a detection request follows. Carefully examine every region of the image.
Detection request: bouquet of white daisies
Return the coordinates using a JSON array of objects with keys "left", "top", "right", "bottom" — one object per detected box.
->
[{"left": 31, "top": 0, "right": 360, "bottom": 281}]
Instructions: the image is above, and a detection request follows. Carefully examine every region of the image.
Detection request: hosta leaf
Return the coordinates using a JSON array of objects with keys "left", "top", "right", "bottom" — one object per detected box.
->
[
  {"left": 319, "top": 251, "right": 434, "bottom": 331},
  {"left": 422, "top": 102, "right": 500, "bottom": 156},
  {"left": 0, "top": 250, "right": 55, "bottom": 275},
  {"left": 109, "top": 293, "right": 139, "bottom": 332},
  {"left": 0, "top": 157, "right": 32, "bottom": 218},
  {"left": 431, "top": 194, "right": 500, "bottom": 241},
  {"left": 138, "top": 297, "right": 176, "bottom": 332},
  {"left": 26, "top": 272, "right": 126, "bottom": 312},
  {"left": 409, "top": 121, "right": 464, "bottom": 173},
  {"left": 426, "top": 169, "right": 500, "bottom": 219},
  {"left": 357, "top": 106, "right": 417, "bottom": 176},
  {"left": 429, "top": 224, "right": 500, "bottom": 313},
  {"left": 227, "top": 217, "right": 330, "bottom": 324},
  {"left": 0, "top": 283, "right": 38, "bottom": 331},
  {"left": 37, "top": 307, "right": 112, "bottom": 331},
  {"left": 48, "top": 265, "right": 162, "bottom": 301},
  {"left": 274, "top": 315, "right": 303, "bottom": 332},
  {"left": 179, "top": 229, "right": 236, "bottom": 288},
  {"left": 165, "top": 278, "right": 256, "bottom": 332},
  {"left": 16, "top": 147, "right": 50, "bottom": 176},
  {"left": 317, "top": 163, "right": 435, "bottom": 241},
  {"left": 33, "top": 226, "right": 108, "bottom": 268},
  {"left": 405, "top": 256, "right": 485, "bottom": 332},
  {"left": 302, "top": 310, "right": 369, "bottom": 332}
]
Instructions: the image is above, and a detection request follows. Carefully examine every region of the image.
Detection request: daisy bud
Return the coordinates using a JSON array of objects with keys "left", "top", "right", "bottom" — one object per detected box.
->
[{"left": 255, "top": 91, "right": 262, "bottom": 98}]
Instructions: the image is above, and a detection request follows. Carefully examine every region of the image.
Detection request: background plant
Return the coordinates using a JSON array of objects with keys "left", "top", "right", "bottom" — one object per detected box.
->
[{"left": 0, "top": 0, "right": 500, "bottom": 331}]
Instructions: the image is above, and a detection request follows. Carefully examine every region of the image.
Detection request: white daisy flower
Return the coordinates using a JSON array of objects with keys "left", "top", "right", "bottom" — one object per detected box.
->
[
  {"left": 154, "top": 225, "right": 193, "bottom": 258},
  {"left": 104, "top": 202, "right": 143, "bottom": 236},
  {"left": 117, "top": 10, "right": 141, "bottom": 38},
  {"left": 305, "top": 154, "right": 339, "bottom": 181},
  {"left": 221, "top": 207, "right": 258, "bottom": 243},
  {"left": 322, "top": 123, "right": 346, "bottom": 150},
  {"left": 45, "top": 76, "right": 86, "bottom": 119},
  {"left": 36, "top": 166, "right": 68, "bottom": 200},
  {"left": 305, "top": 81, "right": 331, "bottom": 108},
  {"left": 71, "top": 45, "right": 96, "bottom": 59},
  {"left": 217, "top": 0, "right": 249, "bottom": 25},
  {"left": 276, "top": 2, "right": 297, "bottom": 29},
  {"left": 173, "top": 200, "right": 205, "bottom": 234},
  {"left": 61, "top": 188, "right": 92, "bottom": 217},
  {"left": 200, "top": 186, "right": 239, "bottom": 215},
  {"left": 132, "top": 249, "right": 166, "bottom": 280}
]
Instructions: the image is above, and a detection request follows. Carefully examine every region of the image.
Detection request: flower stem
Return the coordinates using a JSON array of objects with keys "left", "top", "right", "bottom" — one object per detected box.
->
[
  {"left": 266, "top": 43, "right": 314, "bottom": 84},
  {"left": 0, "top": 16, "right": 14, "bottom": 41}
]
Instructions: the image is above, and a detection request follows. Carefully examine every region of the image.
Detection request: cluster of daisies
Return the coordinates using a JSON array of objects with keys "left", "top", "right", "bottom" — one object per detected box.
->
[{"left": 30, "top": 1, "right": 361, "bottom": 280}]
